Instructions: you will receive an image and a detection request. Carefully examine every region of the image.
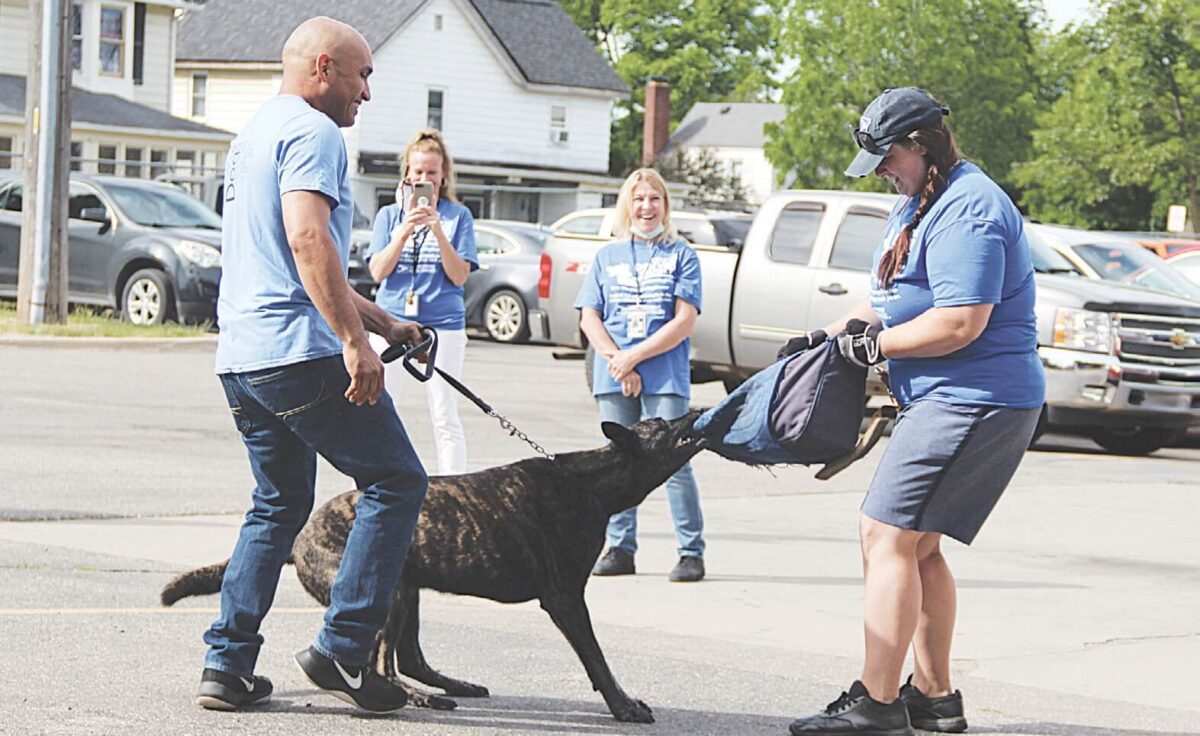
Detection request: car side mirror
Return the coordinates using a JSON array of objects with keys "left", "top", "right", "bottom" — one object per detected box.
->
[
  {"left": 726, "top": 238, "right": 744, "bottom": 252},
  {"left": 80, "top": 207, "right": 108, "bottom": 223}
]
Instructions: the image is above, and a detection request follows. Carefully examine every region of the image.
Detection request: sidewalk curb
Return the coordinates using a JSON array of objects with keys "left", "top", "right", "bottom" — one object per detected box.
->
[{"left": 0, "top": 334, "right": 218, "bottom": 350}]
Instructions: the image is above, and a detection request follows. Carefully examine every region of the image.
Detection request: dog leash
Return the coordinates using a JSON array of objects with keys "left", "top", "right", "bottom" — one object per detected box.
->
[{"left": 381, "top": 328, "right": 556, "bottom": 461}]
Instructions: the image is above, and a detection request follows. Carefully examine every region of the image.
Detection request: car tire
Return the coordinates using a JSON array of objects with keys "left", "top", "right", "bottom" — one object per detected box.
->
[
  {"left": 1029, "top": 405, "right": 1049, "bottom": 448},
  {"left": 483, "top": 289, "right": 529, "bottom": 343},
  {"left": 121, "top": 268, "right": 175, "bottom": 326},
  {"left": 1090, "top": 426, "right": 1182, "bottom": 456}
]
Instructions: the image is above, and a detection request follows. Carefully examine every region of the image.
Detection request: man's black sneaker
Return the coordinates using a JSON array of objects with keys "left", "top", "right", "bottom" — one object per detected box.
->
[
  {"left": 789, "top": 680, "right": 914, "bottom": 735},
  {"left": 668, "top": 555, "right": 705, "bottom": 582},
  {"left": 195, "top": 668, "right": 273, "bottom": 711},
  {"left": 295, "top": 646, "right": 407, "bottom": 714},
  {"left": 899, "top": 675, "right": 968, "bottom": 733},
  {"left": 592, "top": 548, "right": 635, "bottom": 576}
]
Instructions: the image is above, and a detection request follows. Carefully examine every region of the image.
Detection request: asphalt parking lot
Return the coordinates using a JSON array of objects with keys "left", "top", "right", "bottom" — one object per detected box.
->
[{"left": 1, "top": 338, "right": 1197, "bottom": 735}]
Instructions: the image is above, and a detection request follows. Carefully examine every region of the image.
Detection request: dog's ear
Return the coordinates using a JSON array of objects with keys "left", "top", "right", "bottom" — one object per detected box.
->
[{"left": 602, "top": 422, "right": 642, "bottom": 455}]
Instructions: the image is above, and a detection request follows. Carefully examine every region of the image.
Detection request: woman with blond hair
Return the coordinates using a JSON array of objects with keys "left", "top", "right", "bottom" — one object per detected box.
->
[
  {"left": 366, "top": 129, "right": 478, "bottom": 474},
  {"left": 574, "top": 167, "right": 707, "bottom": 583}
]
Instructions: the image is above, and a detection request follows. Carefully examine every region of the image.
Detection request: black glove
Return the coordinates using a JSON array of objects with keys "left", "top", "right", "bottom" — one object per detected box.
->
[
  {"left": 776, "top": 330, "right": 827, "bottom": 360},
  {"left": 835, "top": 319, "right": 885, "bottom": 367}
]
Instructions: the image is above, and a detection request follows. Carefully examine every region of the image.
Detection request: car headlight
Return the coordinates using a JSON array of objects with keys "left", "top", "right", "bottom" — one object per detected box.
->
[
  {"left": 178, "top": 239, "right": 222, "bottom": 269},
  {"left": 1053, "top": 307, "right": 1112, "bottom": 353}
]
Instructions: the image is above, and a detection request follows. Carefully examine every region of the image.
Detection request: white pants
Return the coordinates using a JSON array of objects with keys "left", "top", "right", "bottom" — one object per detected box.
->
[{"left": 370, "top": 328, "right": 469, "bottom": 475}]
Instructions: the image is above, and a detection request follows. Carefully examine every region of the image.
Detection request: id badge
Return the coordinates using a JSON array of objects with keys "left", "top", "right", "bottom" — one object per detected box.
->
[
  {"left": 626, "top": 308, "right": 648, "bottom": 339},
  {"left": 404, "top": 291, "right": 420, "bottom": 317}
]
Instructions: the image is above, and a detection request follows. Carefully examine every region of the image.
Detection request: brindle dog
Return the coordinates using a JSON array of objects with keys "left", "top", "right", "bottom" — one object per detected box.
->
[{"left": 161, "top": 412, "right": 706, "bottom": 723}]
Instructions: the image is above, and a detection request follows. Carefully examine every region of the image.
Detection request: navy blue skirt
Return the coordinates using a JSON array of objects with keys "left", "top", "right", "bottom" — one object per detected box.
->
[{"left": 862, "top": 400, "right": 1039, "bottom": 545}]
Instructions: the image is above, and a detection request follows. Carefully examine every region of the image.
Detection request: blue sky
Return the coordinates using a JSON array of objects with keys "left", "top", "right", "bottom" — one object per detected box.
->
[{"left": 1043, "top": 0, "right": 1093, "bottom": 30}]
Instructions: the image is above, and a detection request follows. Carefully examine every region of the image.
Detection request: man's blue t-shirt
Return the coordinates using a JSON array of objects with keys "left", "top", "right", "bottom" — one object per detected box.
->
[
  {"left": 574, "top": 237, "right": 702, "bottom": 399},
  {"left": 366, "top": 200, "right": 479, "bottom": 330},
  {"left": 869, "top": 161, "right": 1045, "bottom": 409},
  {"left": 215, "top": 95, "right": 353, "bottom": 373}
]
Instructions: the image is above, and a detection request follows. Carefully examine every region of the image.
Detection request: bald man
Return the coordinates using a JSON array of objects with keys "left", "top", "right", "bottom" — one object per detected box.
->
[{"left": 197, "top": 17, "right": 428, "bottom": 714}]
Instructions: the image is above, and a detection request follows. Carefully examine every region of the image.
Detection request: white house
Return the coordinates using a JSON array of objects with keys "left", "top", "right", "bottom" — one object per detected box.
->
[
  {"left": 0, "top": 0, "right": 231, "bottom": 177},
  {"left": 171, "top": 0, "right": 629, "bottom": 223},
  {"left": 663, "top": 102, "right": 785, "bottom": 206}
]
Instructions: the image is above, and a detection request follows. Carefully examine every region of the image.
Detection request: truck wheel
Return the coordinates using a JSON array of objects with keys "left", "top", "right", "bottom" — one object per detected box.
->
[
  {"left": 121, "top": 268, "right": 175, "bottom": 325},
  {"left": 1090, "top": 426, "right": 1182, "bottom": 456}
]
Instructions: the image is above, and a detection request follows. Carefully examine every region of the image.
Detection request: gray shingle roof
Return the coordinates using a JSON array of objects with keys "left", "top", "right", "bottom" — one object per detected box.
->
[
  {"left": 666, "top": 102, "right": 785, "bottom": 150},
  {"left": 177, "top": 0, "right": 627, "bottom": 95},
  {"left": 0, "top": 74, "right": 231, "bottom": 136},
  {"left": 176, "top": 0, "right": 424, "bottom": 64}
]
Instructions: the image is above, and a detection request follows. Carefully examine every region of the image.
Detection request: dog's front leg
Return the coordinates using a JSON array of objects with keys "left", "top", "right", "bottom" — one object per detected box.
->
[
  {"left": 539, "top": 592, "right": 653, "bottom": 723},
  {"left": 373, "top": 582, "right": 459, "bottom": 711}
]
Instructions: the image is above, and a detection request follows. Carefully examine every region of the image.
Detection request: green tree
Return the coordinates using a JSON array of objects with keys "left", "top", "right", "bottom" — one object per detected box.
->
[
  {"left": 560, "top": 0, "right": 781, "bottom": 176},
  {"left": 765, "top": 0, "right": 1041, "bottom": 193},
  {"left": 656, "top": 148, "right": 750, "bottom": 208},
  {"left": 1014, "top": 0, "right": 1200, "bottom": 231}
]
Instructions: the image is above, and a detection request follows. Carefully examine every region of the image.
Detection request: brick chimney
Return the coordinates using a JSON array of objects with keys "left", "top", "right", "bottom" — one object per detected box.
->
[{"left": 642, "top": 79, "right": 670, "bottom": 167}]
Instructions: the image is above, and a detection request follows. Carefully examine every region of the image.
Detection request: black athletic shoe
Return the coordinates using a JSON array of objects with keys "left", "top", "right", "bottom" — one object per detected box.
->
[
  {"left": 592, "top": 548, "right": 635, "bottom": 576},
  {"left": 295, "top": 646, "right": 407, "bottom": 714},
  {"left": 789, "top": 680, "right": 914, "bottom": 735},
  {"left": 668, "top": 555, "right": 705, "bottom": 582},
  {"left": 195, "top": 668, "right": 273, "bottom": 711},
  {"left": 899, "top": 675, "right": 968, "bottom": 733}
]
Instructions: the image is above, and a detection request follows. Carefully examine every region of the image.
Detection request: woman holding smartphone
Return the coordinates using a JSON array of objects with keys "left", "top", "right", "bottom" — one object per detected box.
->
[{"left": 366, "top": 129, "right": 478, "bottom": 474}]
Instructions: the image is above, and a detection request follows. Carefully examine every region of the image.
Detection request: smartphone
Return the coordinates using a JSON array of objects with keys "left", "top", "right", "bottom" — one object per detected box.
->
[{"left": 411, "top": 181, "right": 435, "bottom": 209}]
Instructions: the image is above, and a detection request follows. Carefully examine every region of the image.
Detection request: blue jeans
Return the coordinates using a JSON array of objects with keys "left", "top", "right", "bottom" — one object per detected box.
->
[
  {"left": 204, "top": 356, "right": 428, "bottom": 676},
  {"left": 597, "top": 392, "right": 705, "bottom": 558}
]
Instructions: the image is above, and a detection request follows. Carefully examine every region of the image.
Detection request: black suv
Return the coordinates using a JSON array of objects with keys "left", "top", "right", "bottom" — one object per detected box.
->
[{"left": 0, "top": 175, "right": 222, "bottom": 324}]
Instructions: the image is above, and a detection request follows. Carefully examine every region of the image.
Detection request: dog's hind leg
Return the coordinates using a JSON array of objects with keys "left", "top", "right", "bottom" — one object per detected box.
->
[
  {"left": 539, "top": 592, "right": 654, "bottom": 723},
  {"left": 372, "top": 583, "right": 459, "bottom": 711},
  {"left": 393, "top": 583, "right": 490, "bottom": 698}
]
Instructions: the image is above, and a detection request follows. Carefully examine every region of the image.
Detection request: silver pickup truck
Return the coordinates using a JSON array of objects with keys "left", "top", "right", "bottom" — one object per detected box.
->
[{"left": 538, "top": 190, "right": 1200, "bottom": 455}]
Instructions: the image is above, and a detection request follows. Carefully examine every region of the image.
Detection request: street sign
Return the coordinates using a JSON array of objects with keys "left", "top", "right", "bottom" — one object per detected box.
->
[{"left": 1166, "top": 204, "right": 1188, "bottom": 233}]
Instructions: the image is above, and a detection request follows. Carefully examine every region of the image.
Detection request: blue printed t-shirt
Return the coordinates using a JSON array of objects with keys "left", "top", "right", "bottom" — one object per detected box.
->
[
  {"left": 215, "top": 95, "right": 353, "bottom": 374},
  {"left": 366, "top": 200, "right": 479, "bottom": 330},
  {"left": 574, "top": 237, "right": 702, "bottom": 398},
  {"left": 870, "top": 161, "right": 1045, "bottom": 408}
]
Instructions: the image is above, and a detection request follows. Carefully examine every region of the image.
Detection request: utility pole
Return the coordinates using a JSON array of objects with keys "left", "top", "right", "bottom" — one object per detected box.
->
[{"left": 17, "top": 0, "right": 72, "bottom": 324}]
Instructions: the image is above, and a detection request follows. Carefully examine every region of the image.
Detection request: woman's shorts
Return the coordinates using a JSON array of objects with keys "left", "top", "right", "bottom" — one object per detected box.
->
[{"left": 861, "top": 400, "right": 1040, "bottom": 545}]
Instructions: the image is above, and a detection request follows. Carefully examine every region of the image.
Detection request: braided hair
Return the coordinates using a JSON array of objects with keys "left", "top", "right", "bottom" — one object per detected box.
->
[{"left": 876, "top": 121, "right": 962, "bottom": 288}]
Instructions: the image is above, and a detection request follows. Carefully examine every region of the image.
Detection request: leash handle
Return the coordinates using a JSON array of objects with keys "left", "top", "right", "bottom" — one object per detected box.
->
[{"left": 380, "top": 326, "right": 438, "bottom": 383}]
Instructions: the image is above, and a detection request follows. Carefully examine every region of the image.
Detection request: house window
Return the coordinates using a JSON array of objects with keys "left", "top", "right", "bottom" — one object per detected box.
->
[
  {"left": 71, "top": 4, "right": 84, "bottom": 71},
  {"left": 125, "top": 147, "right": 143, "bottom": 178},
  {"left": 434, "top": 14, "right": 443, "bottom": 30},
  {"left": 0, "top": 137, "right": 12, "bottom": 170},
  {"left": 427, "top": 89, "right": 444, "bottom": 130},
  {"left": 176, "top": 150, "right": 196, "bottom": 175},
  {"left": 70, "top": 141, "right": 83, "bottom": 172},
  {"left": 191, "top": 73, "right": 208, "bottom": 118},
  {"left": 98, "top": 144, "right": 118, "bottom": 175},
  {"left": 550, "top": 105, "right": 567, "bottom": 128},
  {"left": 99, "top": 6, "right": 126, "bottom": 76},
  {"left": 133, "top": 3, "right": 146, "bottom": 85},
  {"left": 149, "top": 148, "right": 168, "bottom": 176}
]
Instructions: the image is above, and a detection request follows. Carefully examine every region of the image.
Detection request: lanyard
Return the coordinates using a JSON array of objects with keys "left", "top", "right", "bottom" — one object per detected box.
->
[
  {"left": 627, "top": 236, "right": 661, "bottom": 304},
  {"left": 408, "top": 224, "right": 430, "bottom": 274}
]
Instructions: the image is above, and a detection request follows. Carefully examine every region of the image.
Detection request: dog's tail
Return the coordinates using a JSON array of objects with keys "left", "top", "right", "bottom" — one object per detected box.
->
[{"left": 160, "top": 560, "right": 229, "bottom": 606}]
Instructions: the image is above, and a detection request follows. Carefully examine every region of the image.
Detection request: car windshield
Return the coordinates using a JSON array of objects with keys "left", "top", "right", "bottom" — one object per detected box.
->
[
  {"left": 1071, "top": 241, "right": 1200, "bottom": 301},
  {"left": 501, "top": 223, "right": 550, "bottom": 247},
  {"left": 106, "top": 183, "right": 222, "bottom": 229},
  {"left": 713, "top": 217, "right": 753, "bottom": 247},
  {"left": 1028, "top": 237, "right": 1080, "bottom": 275}
]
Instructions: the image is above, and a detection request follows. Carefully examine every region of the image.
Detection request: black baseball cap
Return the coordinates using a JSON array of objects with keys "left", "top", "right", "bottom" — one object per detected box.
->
[{"left": 845, "top": 87, "right": 950, "bottom": 177}]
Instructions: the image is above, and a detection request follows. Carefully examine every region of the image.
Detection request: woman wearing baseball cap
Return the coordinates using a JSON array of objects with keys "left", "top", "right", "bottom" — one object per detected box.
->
[{"left": 788, "top": 88, "right": 1045, "bottom": 735}]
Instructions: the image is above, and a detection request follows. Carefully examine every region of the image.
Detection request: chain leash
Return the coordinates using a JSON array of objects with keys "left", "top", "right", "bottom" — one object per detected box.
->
[{"left": 488, "top": 409, "right": 556, "bottom": 461}]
